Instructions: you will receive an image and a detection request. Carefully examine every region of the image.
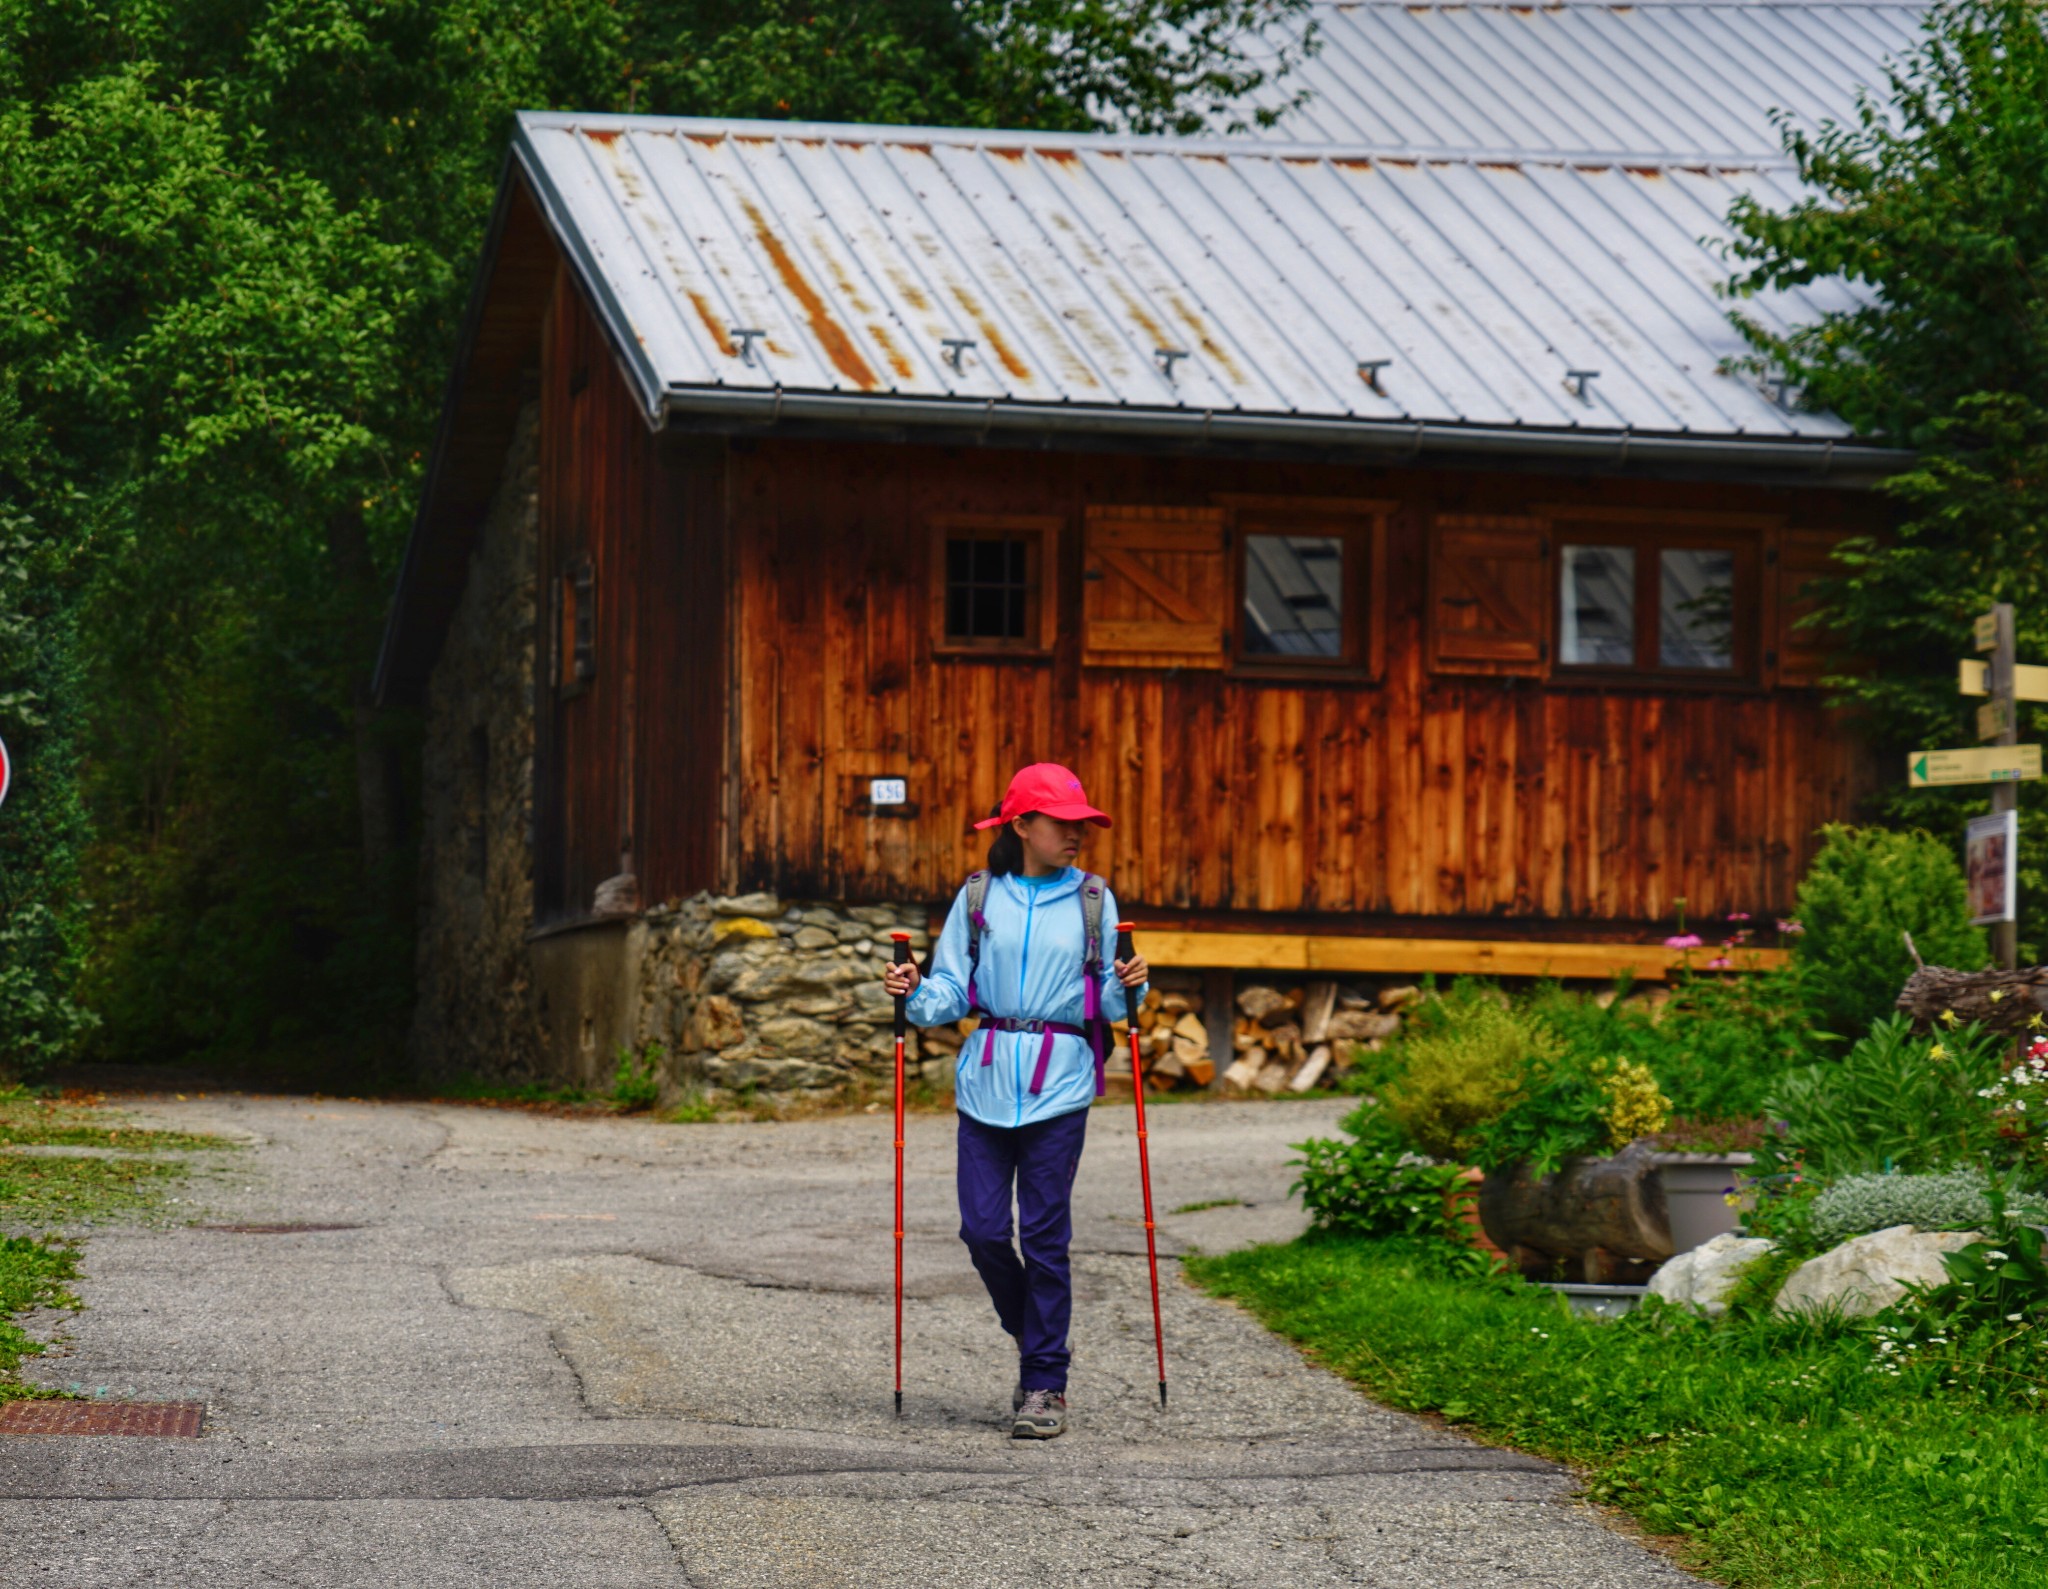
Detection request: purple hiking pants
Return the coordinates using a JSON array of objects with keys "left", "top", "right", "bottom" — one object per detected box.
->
[{"left": 956, "top": 1106, "right": 1089, "bottom": 1394}]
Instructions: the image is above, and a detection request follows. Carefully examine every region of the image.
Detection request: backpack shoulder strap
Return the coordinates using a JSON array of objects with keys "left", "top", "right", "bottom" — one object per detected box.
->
[
  {"left": 962, "top": 871, "right": 991, "bottom": 1013},
  {"left": 1077, "top": 873, "right": 1107, "bottom": 972},
  {"left": 1077, "top": 873, "right": 1111, "bottom": 1098}
]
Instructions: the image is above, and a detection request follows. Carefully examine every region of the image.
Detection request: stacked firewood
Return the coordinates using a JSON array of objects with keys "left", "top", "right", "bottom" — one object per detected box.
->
[
  {"left": 1121, "top": 971, "right": 1213, "bottom": 1089},
  {"left": 1220, "top": 981, "right": 1415, "bottom": 1095}
]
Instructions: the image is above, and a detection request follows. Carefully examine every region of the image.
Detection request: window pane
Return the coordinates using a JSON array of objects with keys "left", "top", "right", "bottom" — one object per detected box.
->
[
  {"left": 945, "top": 534, "right": 1033, "bottom": 641},
  {"left": 1660, "top": 548, "right": 1735, "bottom": 670},
  {"left": 1559, "top": 545, "right": 1635, "bottom": 665},
  {"left": 970, "top": 585, "right": 1006, "bottom": 637},
  {"left": 1243, "top": 535, "right": 1344, "bottom": 657}
]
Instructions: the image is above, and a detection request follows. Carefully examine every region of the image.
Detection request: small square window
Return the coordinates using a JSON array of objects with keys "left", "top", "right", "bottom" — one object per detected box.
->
[
  {"left": 1659, "top": 548, "right": 1735, "bottom": 670},
  {"left": 1559, "top": 544, "right": 1635, "bottom": 666},
  {"left": 1243, "top": 535, "right": 1345, "bottom": 657},
  {"left": 931, "top": 517, "right": 1058, "bottom": 655}
]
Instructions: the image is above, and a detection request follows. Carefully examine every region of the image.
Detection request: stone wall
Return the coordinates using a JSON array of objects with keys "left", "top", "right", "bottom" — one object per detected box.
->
[{"left": 413, "top": 399, "right": 549, "bottom": 1082}]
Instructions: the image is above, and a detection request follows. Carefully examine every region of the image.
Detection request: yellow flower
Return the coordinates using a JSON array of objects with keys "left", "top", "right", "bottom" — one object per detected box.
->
[
  {"left": 1594, "top": 1056, "right": 1671, "bottom": 1147},
  {"left": 1941, "top": 1009, "right": 1961, "bottom": 1027},
  {"left": 1930, "top": 1043, "right": 1949, "bottom": 1061},
  {"left": 1990, "top": 989, "right": 2007, "bottom": 1004}
]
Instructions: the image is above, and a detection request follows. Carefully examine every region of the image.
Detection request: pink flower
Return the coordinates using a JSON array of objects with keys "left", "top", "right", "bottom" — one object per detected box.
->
[
  {"left": 1727, "top": 911, "right": 1752, "bottom": 922},
  {"left": 1776, "top": 918, "right": 1804, "bottom": 936},
  {"left": 1706, "top": 955, "right": 1733, "bottom": 970},
  {"left": 1663, "top": 933, "right": 1704, "bottom": 950}
]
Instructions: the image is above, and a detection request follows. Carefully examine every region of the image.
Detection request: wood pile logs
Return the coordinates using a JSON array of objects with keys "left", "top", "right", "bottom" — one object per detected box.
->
[
  {"left": 931, "top": 972, "right": 1422, "bottom": 1095},
  {"left": 1117, "top": 971, "right": 1214, "bottom": 1090},
  {"left": 1219, "top": 979, "right": 1416, "bottom": 1096}
]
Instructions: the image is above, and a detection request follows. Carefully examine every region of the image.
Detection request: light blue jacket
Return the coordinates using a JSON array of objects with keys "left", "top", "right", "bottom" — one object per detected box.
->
[{"left": 907, "top": 868, "right": 1132, "bottom": 1128}]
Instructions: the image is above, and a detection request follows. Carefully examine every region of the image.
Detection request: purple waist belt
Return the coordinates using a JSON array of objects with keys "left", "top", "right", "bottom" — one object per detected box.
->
[{"left": 977, "top": 1017, "right": 1108, "bottom": 1099}]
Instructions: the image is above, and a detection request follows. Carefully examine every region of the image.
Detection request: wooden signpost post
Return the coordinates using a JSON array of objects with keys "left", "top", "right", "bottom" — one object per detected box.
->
[{"left": 1928, "top": 603, "right": 2035, "bottom": 969}]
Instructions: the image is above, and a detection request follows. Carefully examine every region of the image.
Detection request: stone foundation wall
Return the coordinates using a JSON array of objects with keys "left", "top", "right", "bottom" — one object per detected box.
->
[{"left": 413, "top": 399, "right": 549, "bottom": 1082}]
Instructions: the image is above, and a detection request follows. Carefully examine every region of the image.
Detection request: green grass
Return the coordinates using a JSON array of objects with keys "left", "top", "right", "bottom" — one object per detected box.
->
[
  {"left": 0, "top": 1235, "right": 80, "bottom": 1403},
  {"left": 1189, "top": 1235, "right": 2048, "bottom": 1588},
  {"left": 1171, "top": 1198, "right": 1246, "bottom": 1214}
]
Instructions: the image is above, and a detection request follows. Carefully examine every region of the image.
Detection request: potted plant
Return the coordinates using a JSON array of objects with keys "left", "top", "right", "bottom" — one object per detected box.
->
[{"left": 1471, "top": 1053, "right": 1676, "bottom": 1289}]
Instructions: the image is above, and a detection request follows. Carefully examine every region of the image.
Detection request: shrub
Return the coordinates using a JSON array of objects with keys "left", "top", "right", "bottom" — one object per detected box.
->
[
  {"left": 1763, "top": 1014, "right": 2005, "bottom": 1178},
  {"left": 1808, "top": 1169, "right": 2011, "bottom": 1247},
  {"left": 1523, "top": 970, "right": 1818, "bottom": 1120},
  {"left": 1378, "top": 981, "right": 1558, "bottom": 1160},
  {"left": 1878, "top": 1204, "right": 2048, "bottom": 1407},
  {"left": 609, "top": 1043, "right": 664, "bottom": 1112},
  {"left": 1469, "top": 1053, "right": 1671, "bottom": 1176},
  {"left": 1290, "top": 1138, "right": 1463, "bottom": 1240},
  {"left": 1793, "top": 824, "right": 1986, "bottom": 1042}
]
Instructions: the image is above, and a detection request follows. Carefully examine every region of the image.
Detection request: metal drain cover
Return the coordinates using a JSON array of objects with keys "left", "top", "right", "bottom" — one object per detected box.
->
[
  {"left": 197, "top": 1222, "right": 361, "bottom": 1234},
  {"left": 0, "top": 1401, "right": 205, "bottom": 1437}
]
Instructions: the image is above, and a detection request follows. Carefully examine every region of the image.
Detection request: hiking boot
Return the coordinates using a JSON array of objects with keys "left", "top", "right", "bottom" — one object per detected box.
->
[{"left": 1011, "top": 1389, "right": 1067, "bottom": 1440}]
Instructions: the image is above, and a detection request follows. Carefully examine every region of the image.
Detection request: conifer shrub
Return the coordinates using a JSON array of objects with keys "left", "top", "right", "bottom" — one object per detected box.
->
[{"left": 1793, "top": 824, "right": 1985, "bottom": 1042}]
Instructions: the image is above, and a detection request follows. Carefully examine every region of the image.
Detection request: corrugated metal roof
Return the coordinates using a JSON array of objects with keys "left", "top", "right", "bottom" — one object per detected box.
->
[
  {"left": 517, "top": 113, "right": 1862, "bottom": 445},
  {"left": 1235, "top": 2, "right": 1927, "bottom": 160}
]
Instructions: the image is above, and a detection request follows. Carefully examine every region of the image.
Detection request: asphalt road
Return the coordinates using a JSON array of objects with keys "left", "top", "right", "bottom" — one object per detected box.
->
[{"left": 0, "top": 1094, "right": 1701, "bottom": 1587}]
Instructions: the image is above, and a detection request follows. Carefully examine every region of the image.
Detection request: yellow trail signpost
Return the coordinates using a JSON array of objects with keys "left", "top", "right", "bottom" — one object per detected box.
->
[
  {"left": 1906, "top": 745, "right": 2042, "bottom": 787},
  {"left": 1944, "top": 604, "right": 2028, "bottom": 968}
]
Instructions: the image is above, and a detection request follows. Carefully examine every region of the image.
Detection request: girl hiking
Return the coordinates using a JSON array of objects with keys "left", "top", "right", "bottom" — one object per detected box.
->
[{"left": 881, "top": 763, "right": 1148, "bottom": 1440}]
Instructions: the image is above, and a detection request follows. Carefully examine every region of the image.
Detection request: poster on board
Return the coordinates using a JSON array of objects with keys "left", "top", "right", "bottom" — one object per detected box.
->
[{"left": 1966, "top": 809, "right": 2018, "bottom": 925}]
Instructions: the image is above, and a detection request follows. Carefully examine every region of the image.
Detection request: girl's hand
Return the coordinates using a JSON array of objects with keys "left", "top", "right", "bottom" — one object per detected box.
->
[
  {"left": 1114, "top": 955, "right": 1149, "bottom": 989},
  {"left": 883, "top": 962, "right": 921, "bottom": 999}
]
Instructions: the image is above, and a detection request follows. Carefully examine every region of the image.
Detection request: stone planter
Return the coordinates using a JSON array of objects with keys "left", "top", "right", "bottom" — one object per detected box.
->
[
  {"left": 1478, "top": 1141, "right": 1673, "bottom": 1281},
  {"left": 1538, "top": 1282, "right": 1648, "bottom": 1319},
  {"left": 1650, "top": 1152, "right": 1755, "bottom": 1257}
]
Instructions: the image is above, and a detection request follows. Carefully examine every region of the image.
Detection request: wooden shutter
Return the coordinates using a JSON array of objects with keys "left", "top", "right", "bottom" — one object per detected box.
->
[
  {"left": 1428, "top": 515, "right": 1552, "bottom": 675},
  {"left": 1770, "top": 530, "right": 1847, "bottom": 687},
  {"left": 1082, "top": 506, "right": 1228, "bottom": 669}
]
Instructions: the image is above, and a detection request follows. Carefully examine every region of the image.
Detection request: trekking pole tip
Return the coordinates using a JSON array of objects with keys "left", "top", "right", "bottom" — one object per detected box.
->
[
  {"left": 895, "top": 1390, "right": 903, "bottom": 1417},
  {"left": 1158, "top": 1381, "right": 1168, "bottom": 1409}
]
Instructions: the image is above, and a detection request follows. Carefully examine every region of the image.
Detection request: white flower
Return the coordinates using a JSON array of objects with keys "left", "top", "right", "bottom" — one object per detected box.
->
[
  {"left": 1987, "top": 1251, "right": 2010, "bottom": 1263},
  {"left": 2008, "top": 1313, "right": 2026, "bottom": 1322}
]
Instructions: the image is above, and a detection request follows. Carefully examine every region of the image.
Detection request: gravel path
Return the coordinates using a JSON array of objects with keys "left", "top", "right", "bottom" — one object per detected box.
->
[{"left": 0, "top": 1094, "right": 1702, "bottom": 1587}]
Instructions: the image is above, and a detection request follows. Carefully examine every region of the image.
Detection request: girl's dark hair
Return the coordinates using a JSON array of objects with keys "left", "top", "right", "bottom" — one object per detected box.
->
[{"left": 986, "top": 807, "right": 1031, "bottom": 876}]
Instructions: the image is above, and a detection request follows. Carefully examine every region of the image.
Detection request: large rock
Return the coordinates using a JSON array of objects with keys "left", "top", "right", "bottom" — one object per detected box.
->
[
  {"left": 1775, "top": 1225, "right": 1981, "bottom": 1318},
  {"left": 1649, "top": 1232, "right": 1775, "bottom": 1318}
]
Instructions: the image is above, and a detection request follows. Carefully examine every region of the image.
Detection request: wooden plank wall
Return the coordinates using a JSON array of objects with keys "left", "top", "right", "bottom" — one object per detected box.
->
[
  {"left": 535, "top": 276, "right": 723, "bottom": 919},
  {"left": 723, "top": 438, "right": 1878, "bottom": 929}
]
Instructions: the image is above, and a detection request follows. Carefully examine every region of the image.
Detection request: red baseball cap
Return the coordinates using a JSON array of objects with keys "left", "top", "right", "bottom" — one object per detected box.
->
[{"left": 972, "top": 763, "right": 1112, "bottom": 830}]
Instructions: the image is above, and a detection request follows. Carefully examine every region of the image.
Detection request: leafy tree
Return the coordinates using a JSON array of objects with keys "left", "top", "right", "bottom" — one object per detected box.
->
[
  {"left": 1721, "top": 0, "right": 2048, "bottom": 952},
  {"left": 0, "top": 0, "right": 1311, "bottom": 1073}
]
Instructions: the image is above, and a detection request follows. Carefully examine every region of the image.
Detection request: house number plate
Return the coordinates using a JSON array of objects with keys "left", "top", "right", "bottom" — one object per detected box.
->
[{"left": 869, "top": 778, "right": 908, "bottom": 807}]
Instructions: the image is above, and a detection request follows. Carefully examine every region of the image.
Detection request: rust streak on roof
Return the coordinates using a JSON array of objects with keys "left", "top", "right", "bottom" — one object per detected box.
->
[
  {"left": 585, "top": 128, "right": 620, "bottom": 145},
  {"left": 868, "top": 322, "right": 916, "bottom": 382},
  {"left": 1168, "top": 295, "right": 1246, "bottom": 385},
  {"left": 739, "top": 197, "right": 879, "bottom": 390},
  {"left": 684, "top": 292, "right": 736, "bottom": 357},
  {"left": 946, "top": 284, "right": 1031, "bottom": 382},
  {"left": 1038, "top": 148, "right": 1080, "bottom": 166}
]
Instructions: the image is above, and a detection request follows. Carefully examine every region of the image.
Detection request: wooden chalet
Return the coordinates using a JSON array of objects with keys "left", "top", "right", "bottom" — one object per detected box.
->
[{"left": 376, "top": 22, "right": 1918, "bottom": 1080}]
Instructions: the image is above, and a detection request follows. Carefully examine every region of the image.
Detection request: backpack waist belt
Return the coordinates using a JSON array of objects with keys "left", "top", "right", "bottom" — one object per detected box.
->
[{"left": 976, "top": 1018, "right": 1105, "bottom": 1099}]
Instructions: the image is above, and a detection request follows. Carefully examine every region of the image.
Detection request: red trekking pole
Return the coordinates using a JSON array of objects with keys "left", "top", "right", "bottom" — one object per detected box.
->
[
  {"left": 890, "top": 930, "right": 912, "bottom": 1417},
  {"left": 1117, "top": 922, "right": 1168, "bottom": 1409}
]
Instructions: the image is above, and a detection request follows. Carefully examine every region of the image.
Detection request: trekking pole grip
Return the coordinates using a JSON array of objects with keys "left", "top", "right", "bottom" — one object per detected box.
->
[{"left": 891, "top": 932, "right": 911, "bottom": 1038}]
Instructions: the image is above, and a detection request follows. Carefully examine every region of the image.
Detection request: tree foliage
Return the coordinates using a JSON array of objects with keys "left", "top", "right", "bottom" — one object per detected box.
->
[
  {"left": 0, "top": 0, "right": 1309, "bottom": 1071},
  {"left": 1722, "top": 0, "right": 2048, "bottom": 947}
]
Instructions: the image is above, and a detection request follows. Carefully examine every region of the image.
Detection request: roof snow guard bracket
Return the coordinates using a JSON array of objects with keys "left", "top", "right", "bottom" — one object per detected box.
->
[
  {"left": 942, "top": 338, "right": 977, "bottom": 372},
  {"left": 1358, "top": 358, "right": 1394, "bottom": 395},
  {"left": 730, "top": 328, "right": 767, "bottom": 367},
  {"left": 1564, "top": 369, "right": 1601, "bottom": 405},
  {"left": 1155, "top": 348, "right": 1190, "bottom": 382}
]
